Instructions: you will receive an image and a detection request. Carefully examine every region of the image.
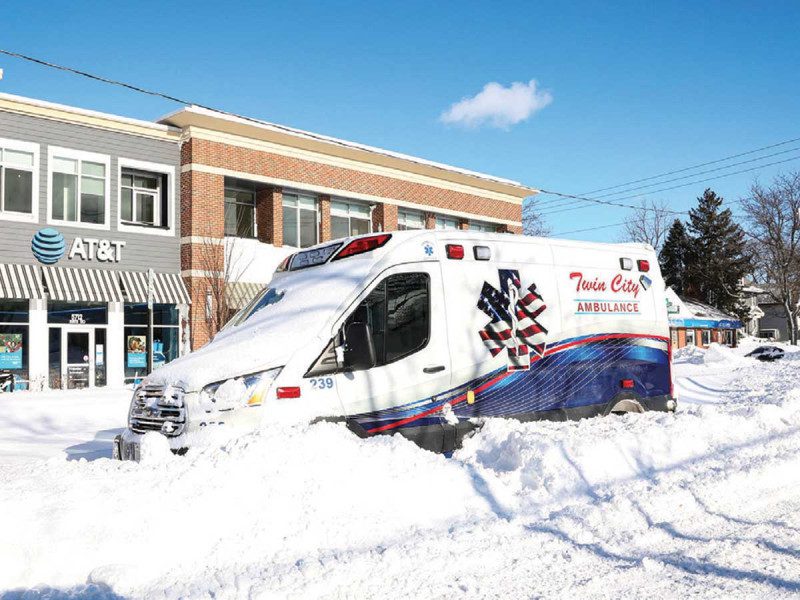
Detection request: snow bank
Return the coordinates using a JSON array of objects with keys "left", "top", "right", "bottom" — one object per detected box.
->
[
  {"left": 702, "top": 342, "right": 748, "bottom": 367},
  {"left": 3, "top": 354, "right": 800, "bottom": 597}
]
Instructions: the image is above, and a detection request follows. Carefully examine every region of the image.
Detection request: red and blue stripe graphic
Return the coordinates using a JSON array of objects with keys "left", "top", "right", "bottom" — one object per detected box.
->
[{"left": 352, "top": 333, "right": 671, "bottom": 434}]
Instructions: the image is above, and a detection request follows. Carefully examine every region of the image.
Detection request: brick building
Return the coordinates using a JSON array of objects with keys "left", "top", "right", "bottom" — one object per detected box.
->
[{"left": 158, "top": 107, "right": 537, "bottom": 349}]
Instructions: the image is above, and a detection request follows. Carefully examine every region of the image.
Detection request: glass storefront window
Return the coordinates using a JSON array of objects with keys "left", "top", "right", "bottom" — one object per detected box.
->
[
  {"left": 123, "top": 315, "right": 180, "bottom": 383},
  {"left": 48, "top": 302, "right": 108, "bottom": 324},
  {"left": 124, "top": 303, "right": 179, "bottom": 326},
  {"left": 0, "top": 325, "right": 28, "bottom": 390},
  {"left": 0, "top": 300, "right": 29, "bottom": 323}
]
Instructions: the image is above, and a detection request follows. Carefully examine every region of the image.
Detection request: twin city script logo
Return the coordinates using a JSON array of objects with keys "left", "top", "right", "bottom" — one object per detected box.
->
[
  {"left": 31, "top": 228, "right": 126, "bottom": 265},
  {"left": 570, "top": 271, "right": 651, "bottom": 315}
]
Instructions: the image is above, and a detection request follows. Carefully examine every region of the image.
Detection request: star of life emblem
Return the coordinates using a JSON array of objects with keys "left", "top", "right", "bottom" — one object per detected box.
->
[{"left": 477, "top": 269, "right": 548, "bottom": 371}]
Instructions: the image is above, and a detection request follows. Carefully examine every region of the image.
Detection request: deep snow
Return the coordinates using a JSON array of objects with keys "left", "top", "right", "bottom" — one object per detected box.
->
[{"left": 1, "top": 341, "right": 799, "bottom": 598}]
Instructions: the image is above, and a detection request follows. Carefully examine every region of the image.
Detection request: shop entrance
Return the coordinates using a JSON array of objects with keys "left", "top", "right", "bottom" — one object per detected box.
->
[{"left": 58, "top": 326, "right": 107, "bottom": 389}]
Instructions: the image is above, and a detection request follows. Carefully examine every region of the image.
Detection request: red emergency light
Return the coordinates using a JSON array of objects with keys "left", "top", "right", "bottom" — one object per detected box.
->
[
  {"left": 620, "top": 379, "right": 635, "bottom": 389},
  {"left": 446, "top": 244, "right": 465, "bottom": 260},
  {"left": 332, "top": 234, "right": 392, "bottom": 261},
  {"left": 637, "top": 260, "right": 650, "bottom": 272},
  {"left": 276, "top": 386, "right": 301, "bottom": 399}
]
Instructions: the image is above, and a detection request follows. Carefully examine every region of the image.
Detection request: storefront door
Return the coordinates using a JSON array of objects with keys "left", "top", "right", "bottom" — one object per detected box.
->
[{"left": 62, "top": 327, "right": 95, "bottom": 390}]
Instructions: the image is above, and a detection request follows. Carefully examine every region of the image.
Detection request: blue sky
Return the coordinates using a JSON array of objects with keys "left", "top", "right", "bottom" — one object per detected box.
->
[{"left": 2, "top": 0, "right": 799, "bottom": 241}]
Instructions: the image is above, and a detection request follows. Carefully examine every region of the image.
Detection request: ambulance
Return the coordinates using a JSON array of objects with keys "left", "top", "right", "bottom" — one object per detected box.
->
[{"left": 114, "top": 230, "right": 675, "bottom": 458}]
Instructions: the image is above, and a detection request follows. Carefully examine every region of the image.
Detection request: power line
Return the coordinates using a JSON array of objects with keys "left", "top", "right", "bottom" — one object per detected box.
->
[
  {"left": 580, "top": 135, "right": 800, "bottom": 196},
  {"left": 0, "top": 48, "right": 377, "bottom": 151},
  {"left": 538, "top": 153, "right": 800, "bottom": 217},
  {"left": 552, "top": 196, "right": 752, "bottom": 237},
  {"left": 537, "top": 145, "right": 800, "bottom": 214}
]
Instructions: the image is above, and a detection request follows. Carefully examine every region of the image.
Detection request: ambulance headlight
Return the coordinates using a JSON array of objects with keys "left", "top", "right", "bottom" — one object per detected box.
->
[{"left": 199, "top": 367, "right": 283, "bottom": 410}]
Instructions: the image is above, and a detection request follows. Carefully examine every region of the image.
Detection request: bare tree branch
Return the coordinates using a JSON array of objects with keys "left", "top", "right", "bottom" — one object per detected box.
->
[
  {"left": 741, "top": 172, "right": 800, "bottom": 344},
  {"left": 620, "top": 199, "right": 671, "bottom": 250}
]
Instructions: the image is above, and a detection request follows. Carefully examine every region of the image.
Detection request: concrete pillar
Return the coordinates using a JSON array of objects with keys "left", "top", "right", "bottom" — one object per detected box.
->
[
  {"left": 107, "top": 301, "right": 124, "bottom": 387},
  {"left": 28, "top": 298, "right": 47, "bottom": 391}
]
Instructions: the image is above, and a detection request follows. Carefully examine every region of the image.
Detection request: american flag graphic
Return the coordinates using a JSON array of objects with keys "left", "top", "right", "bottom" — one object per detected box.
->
[{"left": 477, "top": 269, "right": 547, "bottom": 371}]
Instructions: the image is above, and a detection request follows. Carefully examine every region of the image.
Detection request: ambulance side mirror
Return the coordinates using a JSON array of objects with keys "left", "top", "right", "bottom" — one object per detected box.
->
[{"left": 342, "top": 322, "right": 376, "bottom": 371}]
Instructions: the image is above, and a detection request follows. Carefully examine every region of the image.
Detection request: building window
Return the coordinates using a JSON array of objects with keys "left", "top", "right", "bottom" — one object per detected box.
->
[
  {"left": 224, "top": 179, "right": 256, "bottom": 238},
  {"left": 283, "top": 193, "right": 318, "bottom": 248},
  {"left": 331, "top": 200, "right": 371, "bottom": 239},
  {"left": 701, "top": 329, "right": 711, "bottom": 346},
  {"left": 49, "top": 149, "right": 109, "bottom": 226},
  {"left": 0, "top": 142, "right": 35, "bottom": 217},
  {"left": 685, "top": 329, "right": 695, "bottom": 346},
  {"left": 435, "top": 215, "right": 459, "bottom": 230},
  {"left": 470, "top": 220, "right": 497, "bottom": 233},
  {"left": 121, "top": 168, "right": 168, "bottom": 228},
  {"left": 398, "top": 209, "right": 425, "bottom": 231},
  {"left": 0, "top": 300, "right": 29, "bottom": 391},
  {"left": 124, "top": 303, "right": 180, "bottom": 382}
]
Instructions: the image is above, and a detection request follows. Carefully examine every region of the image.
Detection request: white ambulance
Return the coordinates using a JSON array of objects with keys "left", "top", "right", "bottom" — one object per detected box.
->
[{"left": 114, "top": 230, "right": 675, "bottom": 458}]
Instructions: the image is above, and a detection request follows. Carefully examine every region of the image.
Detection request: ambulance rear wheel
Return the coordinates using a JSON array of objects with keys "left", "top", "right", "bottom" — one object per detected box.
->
[{"left": 609, "top": 398, "right": 644, "bottom": 415}]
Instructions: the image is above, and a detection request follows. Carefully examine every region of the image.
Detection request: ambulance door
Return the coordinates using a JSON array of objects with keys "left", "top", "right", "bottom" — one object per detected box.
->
[{"left": 332, "top": 262, "right": 451, "bottom": 421}]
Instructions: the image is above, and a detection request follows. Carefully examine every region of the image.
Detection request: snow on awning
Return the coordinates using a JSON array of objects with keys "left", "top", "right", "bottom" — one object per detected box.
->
[
  {"left": 225, "top": 281, "right": 264, "bottom": 310},
  {"left": 42, "top": 266, "right": 122, "bottom": 303},
  {"left": 0, "top": 263, "right": 44, "bottom": 300},
  {"left": 119, "top": 271, "right": 191, "bottom": 305}
]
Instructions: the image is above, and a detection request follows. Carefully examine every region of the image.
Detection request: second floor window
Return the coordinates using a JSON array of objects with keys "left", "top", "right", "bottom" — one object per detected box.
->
[
  {"left": 435, "top": 215, "right": 459, "bottom": 230},
  {"left": 331, "top": 200, "right": 371, "bottom": 240},
  {"left": 282, "top": 193, "right": 318, "bottom": 248},
  {"left": 121, "top": 169, "right": 167, "bottom": 228},
  {"left": 51, "top": 154, "right": 107, "bottom": 225},
  {"left": 0, "top": 145, "right": 34, "bottom": 216},
  {"left": 398, "top": 209, "right": 424, "bottom": 231},
  {"left": 469, "top": 221, "right": 496, "bottom": 232},
  {"left": 224, "top": 179, "right": 256, "bottom": 238}
]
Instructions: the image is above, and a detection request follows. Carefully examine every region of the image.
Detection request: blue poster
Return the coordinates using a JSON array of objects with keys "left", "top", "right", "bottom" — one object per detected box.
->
[
  {"left": 127, "top": 335, "right": 147, "bottom": 368},
  {"left": 0, "top": 334, "right": 23, "bottom": 370}
]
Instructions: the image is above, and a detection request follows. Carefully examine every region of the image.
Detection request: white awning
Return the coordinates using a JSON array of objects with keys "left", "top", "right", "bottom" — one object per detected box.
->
[
  {"left": 119, "top": 271, "right": 191, "bottom": 305},
  {"left": 225, "top": 281, "right": 265, "bottom": 310},
  {"left": 42, "top": 266, "right": 124, "bottom": 303},
  {"left": 0, "top": 263, "right": 44, "bottom": 300}
]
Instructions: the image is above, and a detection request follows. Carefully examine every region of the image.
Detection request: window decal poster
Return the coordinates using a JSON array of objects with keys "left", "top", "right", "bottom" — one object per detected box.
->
[
  {"left": 127, "top": 335, "right": 147, "bottom": 368},
  {"left": 0, "top": 333, "right": 23, "bottom": 369}
]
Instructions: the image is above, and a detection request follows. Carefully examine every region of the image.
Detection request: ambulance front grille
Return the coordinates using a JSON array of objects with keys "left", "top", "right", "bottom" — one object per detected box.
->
[{"left": 129, "top": 384, "right": 186, "bottom": 437}]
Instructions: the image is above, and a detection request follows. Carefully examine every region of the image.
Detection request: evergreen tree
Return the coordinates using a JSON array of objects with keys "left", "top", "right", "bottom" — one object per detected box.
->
[
  {"left": 683, "top": 188, "right": 751, "bottom": 315},
  {"left": 658, "top": 219, "right": 690, "bottom": 294}
]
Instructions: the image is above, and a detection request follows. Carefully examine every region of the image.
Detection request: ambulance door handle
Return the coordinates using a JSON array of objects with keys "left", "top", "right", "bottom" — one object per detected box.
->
[{"left": 423, "top": 365, "right": 445, "bottom": 374}]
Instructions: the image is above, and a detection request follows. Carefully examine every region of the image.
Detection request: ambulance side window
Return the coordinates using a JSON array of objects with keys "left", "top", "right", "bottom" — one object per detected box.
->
[
  {"left": 305, "top": 272, "right": 430, "bottom": 377},
  {"left": 345, "top": 272, "right": 430, "bottom": 368}
]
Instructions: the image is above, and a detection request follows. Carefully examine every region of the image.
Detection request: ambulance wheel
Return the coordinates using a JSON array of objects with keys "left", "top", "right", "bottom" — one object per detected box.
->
[{"left": 608, "top": 398, "right": 644, "bottom": 415}]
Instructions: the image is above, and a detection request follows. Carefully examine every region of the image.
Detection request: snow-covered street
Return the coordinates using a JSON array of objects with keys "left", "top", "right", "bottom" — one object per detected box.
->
[{"left": 2, "top": 342, "right": 800, "bottom": 599}]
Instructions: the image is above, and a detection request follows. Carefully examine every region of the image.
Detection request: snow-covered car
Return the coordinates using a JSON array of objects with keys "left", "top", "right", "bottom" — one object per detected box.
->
[
  {"left": 114, "top": 230, "right": 676, "bottom": 460},
  {"left": 745, "top": 346, "right": 785, "bottom": 362}
]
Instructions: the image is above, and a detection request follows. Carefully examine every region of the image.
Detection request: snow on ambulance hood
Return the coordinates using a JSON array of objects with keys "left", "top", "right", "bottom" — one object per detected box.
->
[{"left": 149, "top": 258, "right": 375, "bottom": 391}]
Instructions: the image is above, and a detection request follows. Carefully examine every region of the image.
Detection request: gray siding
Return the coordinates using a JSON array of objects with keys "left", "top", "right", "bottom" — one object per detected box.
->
[
  {"left": 0, "top": 109, "right": 180, "bottom": 273},
  {"left": 758, "top": 303, "right": 789, "bottom": 339}
]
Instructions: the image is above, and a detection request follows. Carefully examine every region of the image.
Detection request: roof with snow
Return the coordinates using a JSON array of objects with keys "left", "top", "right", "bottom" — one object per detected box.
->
[{"left": 665, "top": 288, "right": 743, "bottom": 329}]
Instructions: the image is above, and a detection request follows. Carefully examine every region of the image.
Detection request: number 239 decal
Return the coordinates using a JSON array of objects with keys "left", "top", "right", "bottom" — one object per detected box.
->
[{"left": 309, "top": 377, "right": 335, "bottom": 390}]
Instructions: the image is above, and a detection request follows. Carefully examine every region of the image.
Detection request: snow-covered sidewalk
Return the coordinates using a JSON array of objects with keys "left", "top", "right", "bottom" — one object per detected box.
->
[{"left": 1, "top": 343, "right": 799, "bottom": 598}]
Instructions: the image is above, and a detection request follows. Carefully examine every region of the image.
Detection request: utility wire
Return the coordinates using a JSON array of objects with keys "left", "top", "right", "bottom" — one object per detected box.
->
[
  {"left": 538, "top": 153, "right": 800, "bottom": 217},
  {"left": 0, "top": 48, "right": 392, "bottom": 153}
]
